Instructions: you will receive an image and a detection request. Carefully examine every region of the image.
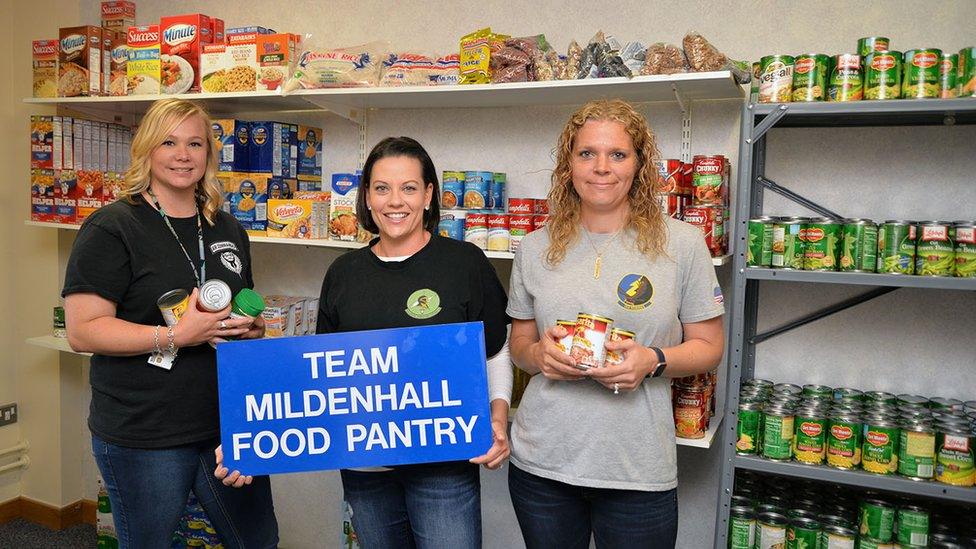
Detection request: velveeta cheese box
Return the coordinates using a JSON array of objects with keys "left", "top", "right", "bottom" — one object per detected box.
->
[
  {"left": 32, "top": 40, "right": 58, "bottom": 98},
  {"left": 223, "top": 172, "right": 269, "bottom": 234},
  {"left": 59, "top": 26, "right": 102, "bottom": 96},
  {"left": 329, "top": 173, "right": 360, "bottom": 241},
  {"left": 267, "top": 198, "right": 314, "bottom": 239},
  {"left": 127, "top": 25, "right": 160, "bottom": 95},
  {"left": 101, "top": 1, "right": 135, "bottom": 35},
  {"left": 160, "top": 14, "right": 214, "bottom": 94}
]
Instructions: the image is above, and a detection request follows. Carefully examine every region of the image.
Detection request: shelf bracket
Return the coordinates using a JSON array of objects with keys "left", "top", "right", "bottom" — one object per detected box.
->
[
  {"left": 757, "top": 176, "right": 842, "bottom": 219},
  {"left": 748, "top": 104, "right": 789, "bottom": 143},
  {"left": 750, "top": 287, "right": 897, "bottom": 344},
  {"left": 673, "top": 85, "right": 692, "bottom": 163}
]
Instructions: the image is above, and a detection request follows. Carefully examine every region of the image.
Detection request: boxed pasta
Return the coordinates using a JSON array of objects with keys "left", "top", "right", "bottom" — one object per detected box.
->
[
  {"left": 30, "top": 169, "right": 57, "bottom": 222},
  {"left": 297, "top": 175, "right": 321, "bottom": 191},
  {"left": 248, "top": 121, "right": 289, "bottom": 176},
  {"left": 31, "top": 116, "right": 54, "bottom": 169},
  {"left": 200, "top": 32, "right": 258, "bottom": 93},
  {"left": 127, "top": 25, "right": 161, "bottom": 95},
  {"left": 54, "top": 169, "right": 79, "bottom": 224},
  {"left": 105, "top": 31, "right": 128, "bottom": 96},
  {"left": 223, "top": 172, "right": 269, "bottom": 234},
  {"left": 77, "top": 170, "right": 106, "bottom": 222},
  {"left": 304, "top": 297, "right": 319, "bottom": 334},
  {"left": 297, "top": 125, "right": 322, "bottom": 177},
  {"left": 160, "top": 14, "right": 215, "bottom": 94},
  {"left": 256, "top": 33, "right": 301, "bottom": 91},
  {"left": 59, "top": 26, "right": 103, "bottom": 96},
  {"left": 211, "top": 119, "right": 249, "bottom": 172},
  {"left": 289, "top": 124, "right": 298, "bottom": 178},
  {"left": 267, "top": 177, "right": 294, "bottom": 200},
  {"left": 329, "top": 173, "right": 360, "bottom": 241},
  {"left": 100, "top": 1, "right": 135, "bottom": 34},
  {"left": 32, "top": 40, "right": 58, "bottom": 98}
]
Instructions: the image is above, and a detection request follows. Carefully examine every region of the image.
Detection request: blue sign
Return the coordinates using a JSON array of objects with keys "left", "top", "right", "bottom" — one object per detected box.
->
[{"left": 217, "top": 322, "right": 493, "bottom": 476}]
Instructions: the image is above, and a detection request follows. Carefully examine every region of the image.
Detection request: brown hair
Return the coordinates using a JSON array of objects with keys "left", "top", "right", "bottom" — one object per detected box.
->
[
  {"left": 120, "top": 98, "right": 223, "bottom": 224},
  {"left": 356, "top": 136, "right": 440, "bottom": 234},
  {"left": 545, "top": 99, "right": 667, "bottom": 266}
]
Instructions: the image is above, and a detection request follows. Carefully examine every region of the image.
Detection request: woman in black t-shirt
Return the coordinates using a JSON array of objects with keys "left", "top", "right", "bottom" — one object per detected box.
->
[{"left": 62, "top": 98, "right": 278, "bottom": 548}]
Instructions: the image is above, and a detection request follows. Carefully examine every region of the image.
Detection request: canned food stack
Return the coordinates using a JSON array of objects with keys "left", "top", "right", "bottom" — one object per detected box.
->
[
  {"left": 672, "top": 371, "right": 717, "bottom": 440},
  {"left": 736, "top": 380, "right": 976, "bottom": 488},
  {"left": 747, "top": 217, "right": 976, "bottom": 278},
  {"left": 755, "top": 35, "right": 975, "bottom": 103},
  {"left": 729, "top": 470, "right": 976, "bottom": 549},
  {"left": 670, "top": 155, "right": 731, "bottom": 258}
]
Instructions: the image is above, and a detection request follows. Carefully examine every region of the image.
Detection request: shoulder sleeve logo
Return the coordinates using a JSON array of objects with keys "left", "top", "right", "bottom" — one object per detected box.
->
[
  {"left": 616, "top": 274, "right": 654, "bottom": 311},
  {"left": 405, "top": 289, "right": 442, "bottom": 319}
]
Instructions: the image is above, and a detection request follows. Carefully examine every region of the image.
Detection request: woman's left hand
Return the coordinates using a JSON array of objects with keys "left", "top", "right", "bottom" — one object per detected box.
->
[
  {"left": 214, "top": 444, "right": 253, "bottom": 488},
  {"left": 470, "top": 401, "right": 510, "bottom": 469},
  {"left": 587, "top": 338, "right": 655, "bottom": 392},
  {"left": 209, "top": 314, "right": 265, "bottom": 346}
]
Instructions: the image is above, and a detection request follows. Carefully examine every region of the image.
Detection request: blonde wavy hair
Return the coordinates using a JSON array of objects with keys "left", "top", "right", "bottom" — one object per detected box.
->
[
  {"left": 121, "top": 98, "right": 223, "bottom": 224},
  {"left": 545, "top": 99, "right": 667, "bottom": 266}
]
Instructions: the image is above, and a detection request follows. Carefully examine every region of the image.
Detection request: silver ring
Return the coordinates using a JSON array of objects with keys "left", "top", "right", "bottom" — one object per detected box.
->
[
  {"left": 613, "top": 383, "right": 620, "bottom": 395},
  {"left": 219, "top": 320, "right": 227, "bottom": 330}
]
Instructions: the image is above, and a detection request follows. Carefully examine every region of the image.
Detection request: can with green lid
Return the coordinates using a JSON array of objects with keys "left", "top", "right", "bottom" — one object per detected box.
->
[
  {"left": 861, "top": 415, "right": 900, "bottom": 475},
  {"left": 748, "top": 217, "right": 775, "bottom": 267},
  {"left": 864, "top": 51, "right": 902, "bottom": 99},
  {"left": 858, "top": 37, "right": 890, "bottom": 57},
  {"left": 792, "top": 54, "right": 829, "bottom": 102},
  {"left": 940, "top": 53, "right": 959, "bottom": 98},
  {"left": 728, "top": 506, "right": 756, "bottom": 549},
  {"left": 840, "top": 219, "right": 878, "bottom": 272},
  {"left": 903, "top": 48, "right": 943, "bottom": 99},
  {"left": 896, "top": 505, "right": 929, "bottom": 547}
]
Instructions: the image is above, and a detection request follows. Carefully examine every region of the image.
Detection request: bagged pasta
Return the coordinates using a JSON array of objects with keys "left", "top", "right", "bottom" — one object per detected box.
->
[
  {"left": 641, "top": 42, "right": 689, "bottom": 75},
  {"left": 282, "top": 41, "right": 388, "bottom": 92}
]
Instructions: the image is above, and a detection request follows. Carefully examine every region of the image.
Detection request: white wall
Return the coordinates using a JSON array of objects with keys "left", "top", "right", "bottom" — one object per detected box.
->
[{"left": 7, "top": 1, "right": 973, "bottom": 547}]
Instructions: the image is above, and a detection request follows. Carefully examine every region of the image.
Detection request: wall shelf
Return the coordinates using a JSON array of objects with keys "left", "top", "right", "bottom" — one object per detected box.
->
[
  {"left": 746, "top": 268, "right": 976, "bottom": 290},
  {"left": 25, "top": 335, "right": 90, "bottom": 357},
  {"left": 676, "top": 417, "right": 723, "bottom": 449},
  {"left": 751, "top": 98, "right": 976, "bottom": 127}
]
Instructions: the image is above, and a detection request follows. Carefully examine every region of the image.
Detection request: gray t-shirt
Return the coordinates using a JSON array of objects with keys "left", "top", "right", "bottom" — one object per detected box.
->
[{"left": 507, "top": 216, "right": 724, "bottom": 491}]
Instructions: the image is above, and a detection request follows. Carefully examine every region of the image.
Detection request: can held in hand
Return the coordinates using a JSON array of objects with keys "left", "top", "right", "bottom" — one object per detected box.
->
[
  {"left": 157, "top": 288, "right": 190, "bottom": 327},
  {"left": 198, "top": 279, "right": 232, "bottom": 313},
  {"left": 604, "top": 328, "right": 634, "bottom": 366},
  {"left": 759, "top": 55, "right": 795, "bottom": 103},
  {"left": 554, "top": 320, "right": 576, "bottom": 354},
  {"left": 903, "top": 49, "right": 942, "bottom": 99},
  {"left": 570, "top": 313, "right": 613, "bottom": 369}
]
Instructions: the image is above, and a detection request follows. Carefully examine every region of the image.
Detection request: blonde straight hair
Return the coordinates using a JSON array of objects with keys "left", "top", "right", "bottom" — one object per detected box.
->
[{"left": 120, "top": 98, "right": 223, "bottom": 225}]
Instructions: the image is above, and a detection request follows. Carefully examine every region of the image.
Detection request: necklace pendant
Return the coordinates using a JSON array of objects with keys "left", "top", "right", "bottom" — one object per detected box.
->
[{"left": 594, "top": 256, "right": 601, "bottom": 279}]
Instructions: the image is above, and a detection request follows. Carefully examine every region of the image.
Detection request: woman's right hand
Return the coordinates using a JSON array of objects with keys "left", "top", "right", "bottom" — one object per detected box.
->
[
  {"left": 173, "top": 288, "right": 252, "bottom": 348},
  {"left": 532, "top": 326, "right": 586, "bottom": 381}
]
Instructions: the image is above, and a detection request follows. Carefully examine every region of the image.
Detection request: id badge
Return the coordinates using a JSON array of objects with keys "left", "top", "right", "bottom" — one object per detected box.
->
[{"left": 148, "top": 351, "right": 175, "bottom": 370}]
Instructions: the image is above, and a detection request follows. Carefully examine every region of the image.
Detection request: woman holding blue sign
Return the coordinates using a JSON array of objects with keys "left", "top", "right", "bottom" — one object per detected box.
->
[
  {"left": 62, "top": 98, "right": 279, "bottom": 548},
  {"left": 315, "top": 136, "right": 512, "bottom": 548},
  {"left": 507, "top": 100, "right": 725, "bottom": 549}
]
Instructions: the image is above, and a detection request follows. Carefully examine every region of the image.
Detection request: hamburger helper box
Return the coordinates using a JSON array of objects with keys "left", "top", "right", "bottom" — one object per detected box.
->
[
  {"left": 58, "top": 26, "right": 103, "bottom": 96},
  {"left": 127, "top": 25, "right": 160, "bottom": 95},
  {"left": 160, "top": 14, "right": 214, "bottom": 94}
]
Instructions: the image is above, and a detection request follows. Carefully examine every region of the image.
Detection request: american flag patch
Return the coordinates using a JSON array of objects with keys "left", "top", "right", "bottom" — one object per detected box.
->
[{"left": 714, "top": 286, "right": 724, "bottom": 304}]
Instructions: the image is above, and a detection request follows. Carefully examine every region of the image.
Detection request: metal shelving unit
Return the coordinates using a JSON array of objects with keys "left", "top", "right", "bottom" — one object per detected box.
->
[{"left": 712, "top": 98, "right": 976, "bottom": 548}]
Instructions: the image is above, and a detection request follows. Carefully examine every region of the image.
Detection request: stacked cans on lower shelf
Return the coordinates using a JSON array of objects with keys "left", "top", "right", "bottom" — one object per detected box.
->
[
  {"left": 748, "top": 218, "right": 976, "bottom": 277},
  {"left": 729, "top": 470, "right": 975, "bottom": 549},
  {"left": 672, "top": 371, "right": 717, "bottom": 440},
  {"left": 736, "top": 380, "right": 976, "bottom": 488}
]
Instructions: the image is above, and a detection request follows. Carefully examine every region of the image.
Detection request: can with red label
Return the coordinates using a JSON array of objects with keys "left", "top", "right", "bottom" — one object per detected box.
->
[
  {"left": 681, "top": 162, "right": 694, "bottom": 196},
  {"left": 656, "top": 159, "right": 682, "bottom": 193},
  {"left": 508, "top": 198, "right": 534, "bottom": 215},
  {"left": 683, "top": 206, "right": 725, "bottom": 256},
  {"left": 509, "top": 214, "right": 533, "bottom": 252},
  {"left": 464, "top": 211, "right": 487, "bottom": 249},
  {"left": 657, "top": 192, "right": 683, "bottom": 219},
  {"left": 674, "top": 384, "right": 709, "bottom": 439},
  {"left": 534, "top": 199, "right": 549, "bottom": 215},
  {"left": 486, "top": 213, "right": 510, "bottom": 252},
  {"left": 605, "top": 328, "right": 635, "bottom": 365},
  {"left": 570, "top": 313, "right": 613, "bottom": 369},
  {"left": 531, "top": 215, "right": 549, "bottom": 233},
  {"left": 692, "top": 155, "right": 727, "bottom": 206},
  {"left": 555, "top": 320, "right": 576, "bottom": 354}
]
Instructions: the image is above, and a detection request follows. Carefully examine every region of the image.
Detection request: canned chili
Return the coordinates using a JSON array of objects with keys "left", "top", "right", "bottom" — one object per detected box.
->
[{"left": 570, "top": 313, "right": 613, "bottom": 369}]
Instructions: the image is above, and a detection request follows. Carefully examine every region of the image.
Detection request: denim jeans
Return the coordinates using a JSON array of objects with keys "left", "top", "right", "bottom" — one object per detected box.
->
[
  {"left": 508, "top": 464, "right": 678, "bottom": 549},
  {"left": 92, "top": 434, "right": 278, "bottom": 549},
  {"left": 340, "top": 461, "right": 482, "bottom": 549}
]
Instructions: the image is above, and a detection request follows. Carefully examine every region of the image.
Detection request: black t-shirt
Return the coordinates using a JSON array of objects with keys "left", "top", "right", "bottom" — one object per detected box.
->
[
  {"left": 62, "top": 196, "right": 254, "bottom": 448},
  {"left": 317, "top": 234, "right": 509, "bottom": 357}
]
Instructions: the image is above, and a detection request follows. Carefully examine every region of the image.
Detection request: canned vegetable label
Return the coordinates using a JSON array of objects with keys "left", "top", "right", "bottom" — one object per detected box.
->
[
  {"left": 736, "top": 403, "right": 762, "bottom": 454},
  {"left": 861, "top": 422, "right": 900, "bottom": 474},
  {"left": 793, "top": 414, "right": 827, "bottom": 464},
  {"left": 864, "top": 51, "right": 902, "bottom": 100},
  {"left": 757, "top": 519, "right": 788, "bottom": 549},
  {"left": 772, "top": 218, "right": 804, "bottom": 269},
  {"left": 787, "top": 518, "right": 820, "bottom": 549},
  {"left": 877, "top": 222, "right": 915, "bottom": 274},
  {"left": 960, "top": 47, "right": 976, "bottom": 97},
  {"left": 840, "top": 220, "right": 878, "bottom": 272},
  {"left": 940, "top": 53, "right": 958, "bottom": 98},
  {"left": 762, "top": 409, "right": 794, "bottom": 460},
  {"left": 828, "top": 54, "right": 863, "bottom": 102},
  {"left": 802, "top": 219, "right": 842, "bottom": 270},
  {"left": 748, "top": 218, "right": 774, "bottom": 267},
  {"left": 955, "top": 223, "right": 976, "bottom": 277},
  {"left": 728, "top": 508, "right": 755, "bottom": 549},
  {"left": 902, "top": 49, "right": 942, "bottom": 99},
  {"left": 916, "top": 223, "right": 955, "bottom": 276},
  {"left": 759, "top": 55, "right": 795, "bottom": 103},
  {"left": 858, "top": 37, "right": 890, "bottom": 57},
  {"left": 896, "top": 506, "right": 929, "bottom": 547},
  {"left": 935, "top": 429, "right": 975, "bottom": 486},
  {"left": 822, "top": 526, "right": 857, "bottom": 549},
  {"left": 792, "top": 54, "right": 828, "bottom": 102},
  {"left": 604, "top": 328, "right": 635, "bottom": 366},
  {"left": 827, "top": 416, "right": 862, "bottom": 469},
  {"left": 898, "top": 427, "right": 936, "bottom": 479},
  {"left": 860, "top": 499, "right": 895, "bottom": 543}
]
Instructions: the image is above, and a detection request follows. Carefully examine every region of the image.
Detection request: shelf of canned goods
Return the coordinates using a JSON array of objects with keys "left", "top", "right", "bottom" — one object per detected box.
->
[{"left": 713, "top": 96, "right": 976, "bottom": 549}]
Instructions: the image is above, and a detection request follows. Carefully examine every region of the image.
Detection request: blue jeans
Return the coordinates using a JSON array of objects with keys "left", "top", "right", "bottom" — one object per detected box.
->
[
  {"left": 340, "top": 461, "right": 482, "bottom": 549},
  {"left": 508, "top": 464, "right": 678, "bottom": 549},
  {"left": 92, "top": 434, "right": 278, "bottom": 549}
]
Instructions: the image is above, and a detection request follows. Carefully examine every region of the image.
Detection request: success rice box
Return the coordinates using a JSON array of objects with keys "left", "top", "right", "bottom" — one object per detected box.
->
[
  {"left": 127, "top": 25, "right": 160, "bottom": 95},
  {"left": 100, "top": 1, "right": 135, "bottom": 34},
  {"left": 160, "top": 14, "right": 214, "bottom": 94},
  {"left": 32, "top": 40, "right": 58, "bottom": 98},
  {"left": 59, "top": 26, "right": 102, "bottom": 96},
  {"left": 211, "top": 119, "right": 249, "bottom": 172}
]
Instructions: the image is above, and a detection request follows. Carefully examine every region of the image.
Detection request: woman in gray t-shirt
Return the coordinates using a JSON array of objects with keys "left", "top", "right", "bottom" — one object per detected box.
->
[{"left": 507, "top": 99, "right": 725, "bottom": 549}]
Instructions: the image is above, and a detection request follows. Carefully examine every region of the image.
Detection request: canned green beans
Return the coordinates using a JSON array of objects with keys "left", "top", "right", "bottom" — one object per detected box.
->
[
  {"left": 903, "top": 49, "right": 942, "bottom": 99},
  {"left": 792, "top": 54, "right": 829, "bottom": 102},
  {"left": 737, "top": 401, "right": 763, "bottom": 455},
  {"left": 864, "top": 51, "right": 902, "bottom": 100},
  {"left": 858, "top": 36, "right": 890, "bottom": 57},
  {"left": 772, "top": 217, "right": 805, "bottom": 269},
  {"left": 728, "top": 506, "right": 755, "bottom": 549},
  {"left": 896, "top": 505, "right": 929, "bottom": 547},
  {"left": 787, "top": 516, "right": 820, "bottom": 549},
  {"left": 762, "top": 404, "right": 796, "bottom": 461},
  {"left": 861, "top": 416, "right": 900, "bottom": 475},
  {"left": 759, "top": 55, "right": 795, "bottom": 103},
  {"left": 959, "top": 47, "right": 976, "bottom": 97},
  {"left": 829, "top": 54, "right": 864, "bottom": 101},
  {"left": 898, "top": 419, "right": 936, "bottom": 480},
  {"left": 748, "top": 217, "right": 775, "bottom": 267},
  {"left": 803, "top": 217, "right": 843, "bottom": 270},
  {"left": 916, "top": 222, "right": 955, "bottom": 276},
  {"left": 940, "top": 53, "right": 959, "bottom": 98},
  {"left": 877, "top": 221, "right": 916, "bottom": 274},
  {"left": 860, "top": 499, "right": 896, "bottom": 543},
  {"left": 953, "top": 222, "right": 976, "bottom": 278}
]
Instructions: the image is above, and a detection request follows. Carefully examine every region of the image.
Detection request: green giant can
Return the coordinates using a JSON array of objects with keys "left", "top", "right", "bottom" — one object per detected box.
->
[
  {"left": 748, "top": 217, "right": 774, "bottom": 267},
  {"left": 840, "top": 219, "right": 878, "bottom": 272},
  {"left": 802, "top": 217, "right": 843, "bottom": 271},
  {"left": 954, "top": 221, "right": 976, "bottom": 278},
  {"left": 896, "top": 505, "right": 929, "bottom": 547},
  {"left": 861, "top": 415, "right": 900, "bottom": 475},
  {"left": 940, "top": 53, "right": 959, "bottom": 98},
  {"left": 792, "top": 53, "right": 829, "bottom": 102},
  {"left": 829, "top": 53, "right": 863, "bottom": 101},
  {"left": 728, "top": 505, "right": 755, "bottom": 549},
  {"left": 903, "top": 49, "right": 942, "bottom": 99},
  {"left": 915, "top": 221, "right": 955, "bottom": 276},
  {"left": 959, "top": 47, "right": 976, "bottom": 97},
  {"left": 772, "top": 217, "right": 805, "bottom": 269},
  {"left": 759, "top": 55, "right": 796, "bottom": 103},
  {"left": 864, "top": 51, "right": 902, "bottom": 99},
  {"left": 858, "top": 36, "right": 890, "bottom": 57},
  {"left": 877, "top": 221, "right": 916, "bottom": 274},
  {"left": 860, "top": 499, "right": 896, "bottom": 543}
]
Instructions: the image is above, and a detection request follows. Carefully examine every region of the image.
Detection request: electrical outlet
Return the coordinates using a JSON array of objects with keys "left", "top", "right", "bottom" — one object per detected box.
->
[{"left": 0, "top": 403, "right": 17, "bottom": 426}]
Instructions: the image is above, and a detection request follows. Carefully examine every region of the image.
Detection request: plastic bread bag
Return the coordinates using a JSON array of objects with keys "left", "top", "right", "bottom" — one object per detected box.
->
[
  {"left": 380, "top": 52, "right": 437, "bottom": 87},
  {"left": 620, "top": 41, "right": 647, "bottom": 75},
  {"left": 283, "top": 41, "right": 388, "bottom": 92},
  {"left": 641, "top": 42, "right": 689, "bottom": 75}
]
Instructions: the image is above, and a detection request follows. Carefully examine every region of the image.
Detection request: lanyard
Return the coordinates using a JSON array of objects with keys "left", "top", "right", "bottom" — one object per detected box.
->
[{"left": 146, "top": 189, "right": 206, "bottom": 287}]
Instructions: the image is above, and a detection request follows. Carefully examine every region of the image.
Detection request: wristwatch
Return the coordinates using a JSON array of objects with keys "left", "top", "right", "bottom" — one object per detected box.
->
[{"left": 647, "top": 346, "right": 668, "bottom": 378}]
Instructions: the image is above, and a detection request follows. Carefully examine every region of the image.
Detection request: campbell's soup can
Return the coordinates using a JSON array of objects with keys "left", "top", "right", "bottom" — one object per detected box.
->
[
  {"left": 462, "top": 171, "right": 491, "bottom": 209},
  {"left": 605, "top": 328, "right": 635, "bottom": 366},
  {"left": 509, "top": 214, "right": 533, "bottom": 252},
  {"left": 683, "top": 206, "right": 725, "bottom": 255},
  {"left": 674, "top": 384, "right": 709, "bottom": 439},
  {"left": 555, "top": 320, "right": 576, "bottom": 353},
  {"left": 486, "top": 213, "right": 510, "bottom": 252},
  {"left": 198, "top": 279, "right": 232, "bottom": 312},
  {"left": 441, "top": 171, "right": 464, "bottom": 209},
  {"left": 508, "top": 198, "right": 534, "bottom": 215},
  {"left": 438, "top": 209, "right": 467, "bottom": 241},
  {"left": 533, "top": 199, "right": 549, "bottom": 215},
  {"left": 570, "top": 313, "right": 613, "bottom": 369},
  {"left": 531, "top": 215, "right": 549, "bottom": 232},
  {"left": 157, "top": 289, "right": 189, "bottom": 327},
  {"left": 657, "top": 192, "right": 683, "bottom": 219},
  {"left": 464, "top": 211, "right": 488, "bottom": 249},
  {"left": 692, "top": 155, "right": 727, "bottom": 206},
  {"left": 656, "top": 159, "right": 683, "bottom": 193}
]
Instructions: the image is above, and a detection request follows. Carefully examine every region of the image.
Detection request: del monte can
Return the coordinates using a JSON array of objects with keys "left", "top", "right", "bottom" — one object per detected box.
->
[
  {"left": 864, "top": 51, "right": 902, "bottom": 99},
  {"left": 802, "top": 218, "right": 842, "bottom": 271},
  {"left": 791, "top": 54, "right": 828, "bottom": 101},
  {"left": 858, "top": 36, "right": 890, "bottom": 57},
  {"left": 903, "top": 48, "right": 942, "bottom": 99}
]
